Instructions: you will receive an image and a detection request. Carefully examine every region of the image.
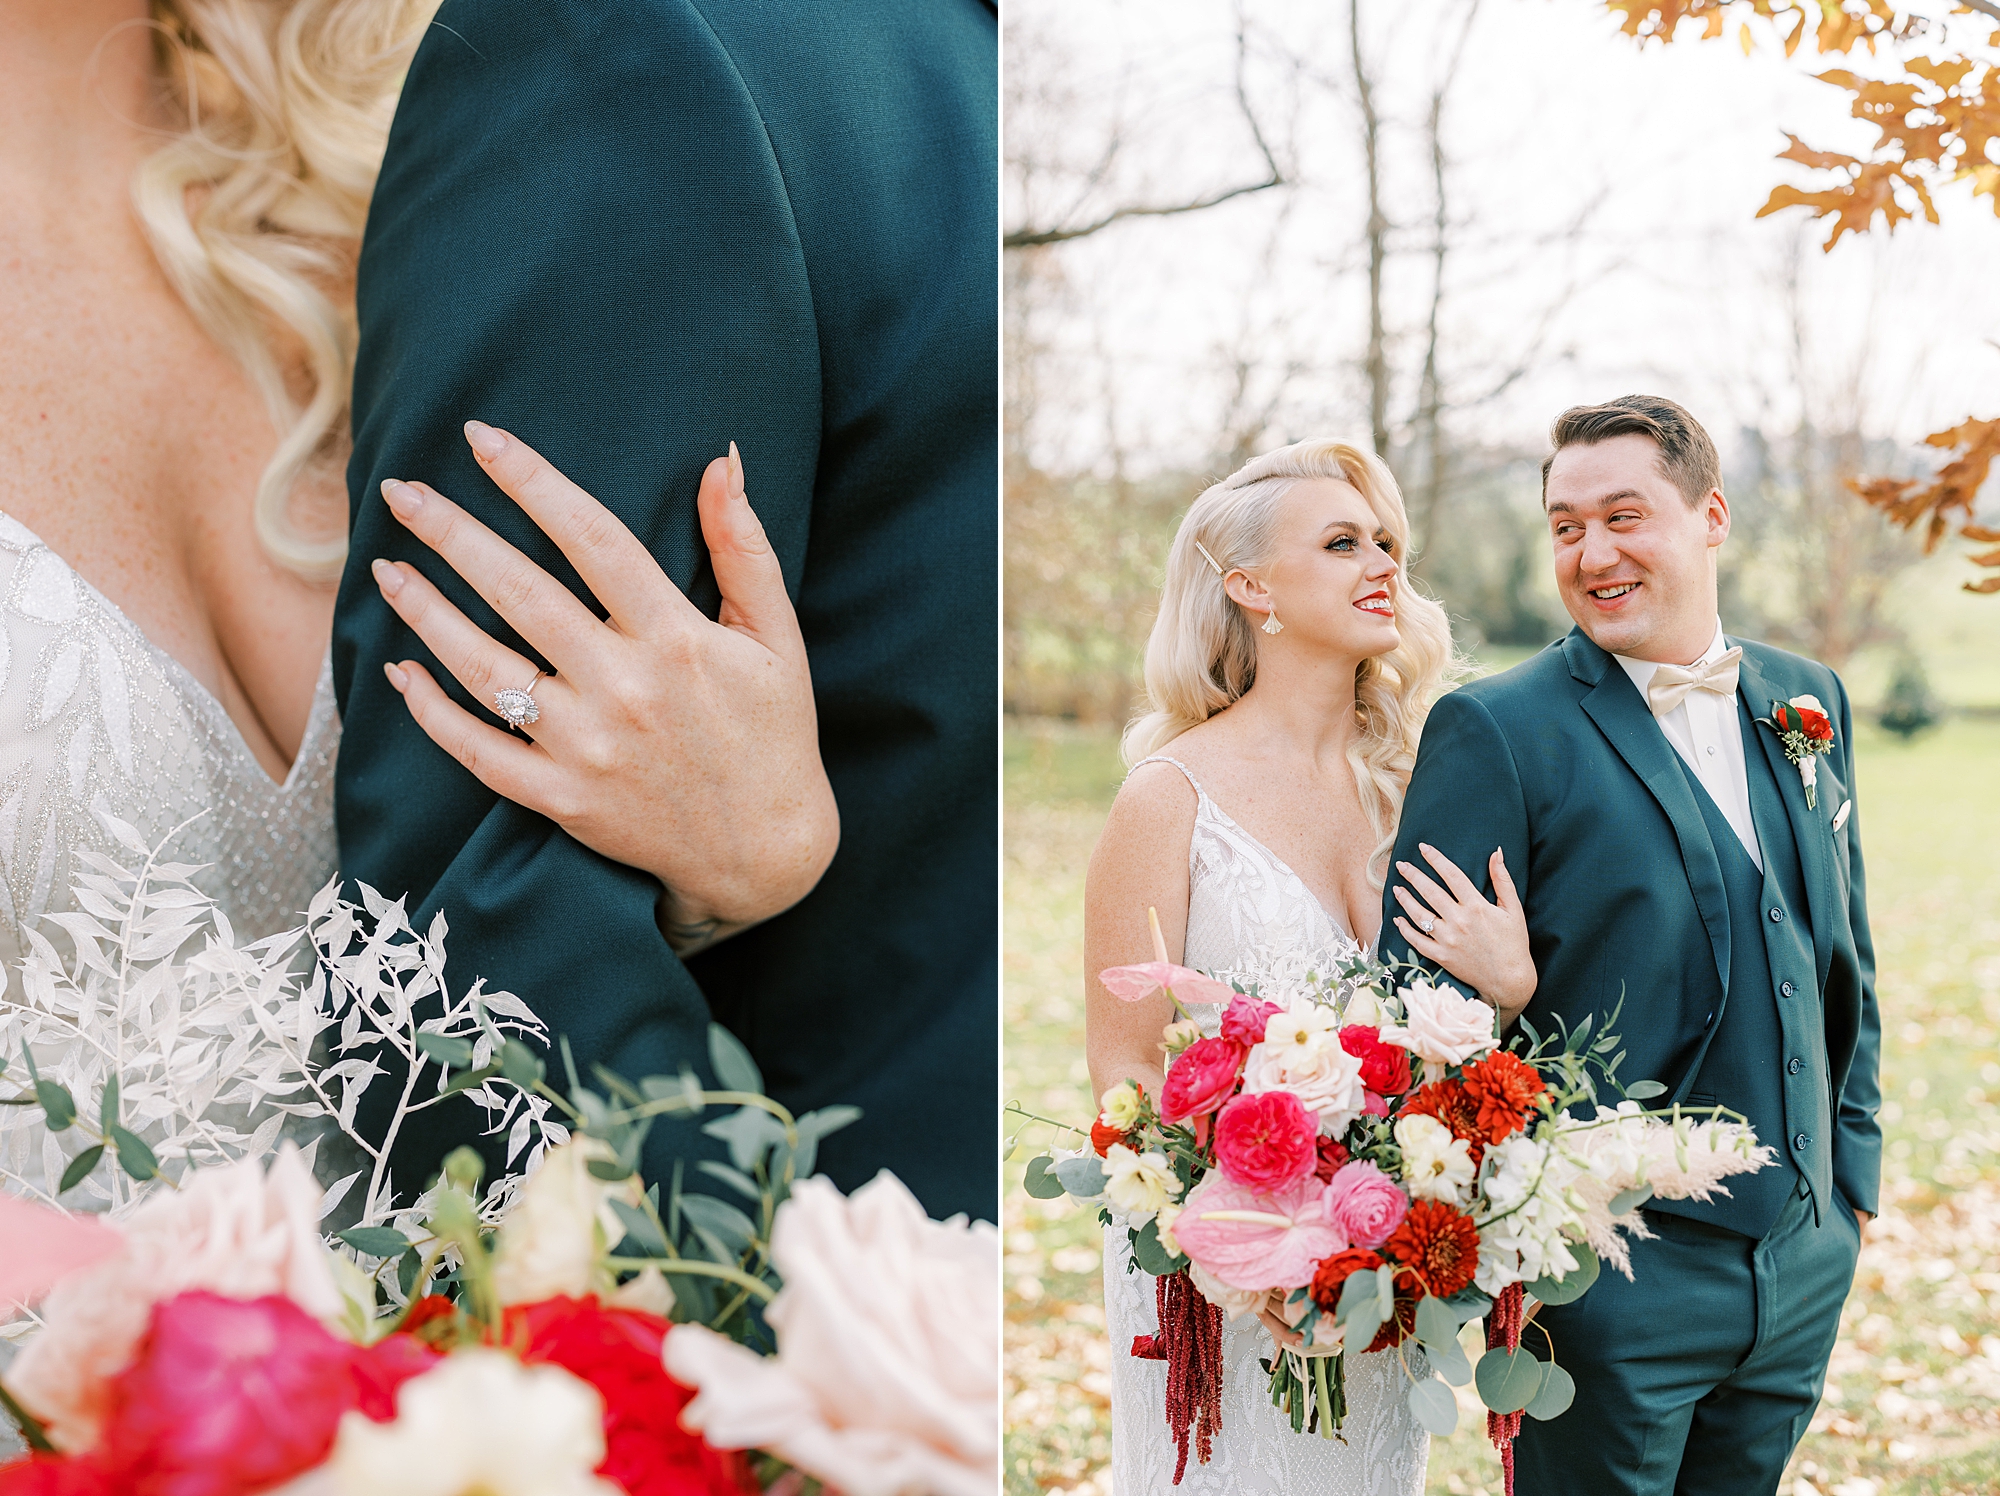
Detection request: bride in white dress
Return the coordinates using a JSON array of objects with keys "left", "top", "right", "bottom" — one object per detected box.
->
[
  {"left": 1084, "top": 439, "right": 1539, "bottom": 1494},
  {"left": 0, "top": 0, "right": 835, "bottom": 1002}
]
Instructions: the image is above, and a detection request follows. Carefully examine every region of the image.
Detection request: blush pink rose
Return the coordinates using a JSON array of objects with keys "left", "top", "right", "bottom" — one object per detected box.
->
[
  {"left": 1158, "top": 1037, "right": 1247, "bottom": 1125},
  {"left": 1321, "top": 1161, "right": 1410, "bottom": 1250},
  {"left": 1219, "top": 995, "right": 1284, "bottom": 1047},
  {"left": 1211, "top": 1091, "right": 1318, "bottom": 1192}
]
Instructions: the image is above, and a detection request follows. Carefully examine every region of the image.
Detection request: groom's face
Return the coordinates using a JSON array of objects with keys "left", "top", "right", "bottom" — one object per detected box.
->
[{"left": 1544, "top": 432, "right": 1729, "bottom": 662}]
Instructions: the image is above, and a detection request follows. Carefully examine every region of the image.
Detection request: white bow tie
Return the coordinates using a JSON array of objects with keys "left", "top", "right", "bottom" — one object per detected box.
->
[{"left": 1644, "top": 646, "right": 1742, "bottom": 717}]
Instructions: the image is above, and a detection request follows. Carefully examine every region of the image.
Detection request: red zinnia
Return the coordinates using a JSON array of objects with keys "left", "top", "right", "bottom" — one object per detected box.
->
[
  {"left": 1339, "top": 1025, "right": 1412, "bottom": 1097},
  {"left": 1308, "top": 1248, "right": 1383, "bottom": 1313},
  {"left": 1459, "top": 1051, "right": 1545, "bottom": 1145},
  {"left": 1383, "top": 1199, "right": 1481, "bottom": 1301},
  {"left": 1398, "top": 1079, "right": 1488, "bottom": 1165},
  {"left": 506, "top": 1297, "right": 755, "bottom": 1496},
  {"left": 1090, "top": 1116, "right": 1129, "bottom": 1157}
]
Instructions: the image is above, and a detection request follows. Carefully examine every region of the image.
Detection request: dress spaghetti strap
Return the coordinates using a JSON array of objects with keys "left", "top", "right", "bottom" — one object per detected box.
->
[{"left": 1129, "top": 753, "right": 1208, "bottom": 804}]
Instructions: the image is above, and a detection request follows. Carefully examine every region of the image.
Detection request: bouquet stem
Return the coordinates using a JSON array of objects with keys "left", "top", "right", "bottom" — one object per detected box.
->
[{"left": 1265, "top": 1346, "right": 1345, "bottom": 1439}]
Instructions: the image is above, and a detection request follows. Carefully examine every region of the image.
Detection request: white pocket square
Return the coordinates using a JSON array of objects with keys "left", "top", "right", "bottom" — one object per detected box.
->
[{"left": 1831, "top": 799, "right": 1851, "bottom": 833}]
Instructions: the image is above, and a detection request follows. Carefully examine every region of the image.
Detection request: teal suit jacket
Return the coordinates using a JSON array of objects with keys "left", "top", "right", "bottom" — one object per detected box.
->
[{"left": 1379, "top": 628, "right": 1882, "bottom": 1215}]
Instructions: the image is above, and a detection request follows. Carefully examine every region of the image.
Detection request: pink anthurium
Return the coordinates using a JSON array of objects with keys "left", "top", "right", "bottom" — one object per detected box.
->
[
  {"left": 0, "top": 1193, "right": 122, "bottom": 1308},
  {"left": 1098, "top": 961, "right": 1237, "bottom": 1007},
  {"left": 1172, "top": 1171, "right": 1347, "bottom": 1292}
]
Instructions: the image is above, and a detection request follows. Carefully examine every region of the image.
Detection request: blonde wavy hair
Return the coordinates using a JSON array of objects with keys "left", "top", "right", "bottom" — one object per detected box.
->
[
  {"left": 1123, "top": 439, "right": 1462, "bottom": 887},
  {"left": 136, "top": 0, "right": 437, "bottom": 580}
]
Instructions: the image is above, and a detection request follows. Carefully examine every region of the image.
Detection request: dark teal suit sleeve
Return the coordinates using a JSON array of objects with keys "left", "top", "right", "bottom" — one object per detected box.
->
[
  {"left": 1378, "top": 687, "right": 1534, "bottom": 997},
  {"left": 334, "top": 2, "right": 823, "bottom": 1188},
  {"left": 1829, "top": 677, "right": 1882, "bottom": 1216}
]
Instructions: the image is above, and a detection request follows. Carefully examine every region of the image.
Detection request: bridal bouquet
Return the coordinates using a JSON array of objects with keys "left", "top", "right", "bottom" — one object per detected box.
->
[
  {"left": 1016, "top": 937, "right": 1773, "bottom": 1492},
  {"left": 0, "top": 812, "right": 997, "bottom": 1496}
]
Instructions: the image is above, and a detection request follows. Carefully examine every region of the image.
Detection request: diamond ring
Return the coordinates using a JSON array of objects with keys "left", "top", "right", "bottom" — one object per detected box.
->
[
  {"left": 493, "top": 671, "right": 544, "bottom": 731},
  {"left": 1418, "top": 915, "right": 1436, "bottom": 935}
]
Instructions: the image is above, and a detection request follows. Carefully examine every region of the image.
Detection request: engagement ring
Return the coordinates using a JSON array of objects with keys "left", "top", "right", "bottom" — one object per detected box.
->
[
  {"left": 493, "top": 671, "right": 544, "bottom": 731},
  {"left": 1418, "top": 915, "right": 1435, "bottom": 934}
]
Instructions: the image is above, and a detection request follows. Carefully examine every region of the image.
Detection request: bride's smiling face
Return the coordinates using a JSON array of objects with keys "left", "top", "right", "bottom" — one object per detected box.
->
[{"left": 1228, "top": 477, "right": 1402, "bottom": 660}]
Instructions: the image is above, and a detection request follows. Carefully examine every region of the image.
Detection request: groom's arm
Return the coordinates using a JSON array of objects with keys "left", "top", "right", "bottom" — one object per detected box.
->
[
  {"left": 334, "top": 0, "right": 822, "bottom": 1189},
  {"left": 1378, "top": 688, "right": 1532, "bottom": 999},
  {"left": 1829, "top": 677, "right": 1883, "bottom": 1220}
]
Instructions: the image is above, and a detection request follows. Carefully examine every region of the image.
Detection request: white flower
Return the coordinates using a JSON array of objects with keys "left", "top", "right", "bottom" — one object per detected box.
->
[
  {"left": 1241, "top": 1030, "right": 1368, "bottom": 1134},
  {"left": 1260, "top": 998, "right": 1341, "bottom": 1070},
  {"left": 11, "top": 1146, "right": 343, "bottom": 1452},
  {"left": 490, "top": 1138, "right": 634, "bottom": 1306},
  {"left": 1187, "top": 1260, "right": 1267, "bottom": 1320},
  {"left": 1381, "top": 979, "right": 1496, "bottom": 1068},
  {"left": 664, "top": 1172, "right": 996, "bottom": 1496},
  {"left": 1102, "top": 1145, "right": 1182, "bottom": 1219},
  {"left": 325, "top": 1349, "right": 617, "bottom": 1495},
  {"left": 1100, "top": 1080, "right": 1145, "bottom": 1132},
  {"left": 1477, "top": 1133, "right": 1584, "bottom": 1287},
  {"left": 1155, "top": 1203, "right": 1185, "bottom": 1258},
  {"left": 1341, "top": 987, "right": 1386, "bottom": 1027},
  {"left": 1394, "top": 1114, "right": 1475, "bottom": 1204},
  {"left": 1160, "top": 1019, "right": 1204, "bottom": 1058}
]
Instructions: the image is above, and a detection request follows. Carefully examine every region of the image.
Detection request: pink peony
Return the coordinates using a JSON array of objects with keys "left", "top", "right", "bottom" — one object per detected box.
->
[
  {"left": 1158, "top": 1038, "right": 1246, "bottom": 1125},
  {"left": 95, "top": 1292, "right": 360, "bottom": 1496},
  {"left": 1172, "top": 1172, "right": 1346, "bottom": 1292},
  {"left": 10, "top": 1148, "right": 344, "bottom": 1453},
  {"left": 1219, "top": 995, "right": 1284, "bottom": 1046},
  {"left": 1211, "top": 1091, "right": 1318, "bottom": 1193},
  {"left": 1322, "top": 1161, "right": 1410, "bottom": 1250}
]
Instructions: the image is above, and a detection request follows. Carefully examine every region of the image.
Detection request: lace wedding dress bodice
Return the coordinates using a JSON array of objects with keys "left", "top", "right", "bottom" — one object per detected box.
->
[
  {"left": 0, "top": 514, "right": 339, "bottom": 994},
  {"left": 1103, "top": 756, "right": 1428, "bottom": 1496}
]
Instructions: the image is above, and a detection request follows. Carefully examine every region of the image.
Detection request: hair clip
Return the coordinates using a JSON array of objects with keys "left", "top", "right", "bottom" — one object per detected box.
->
[{"left": 1192, "top": 540, "right": 1225, "bottom": 577}]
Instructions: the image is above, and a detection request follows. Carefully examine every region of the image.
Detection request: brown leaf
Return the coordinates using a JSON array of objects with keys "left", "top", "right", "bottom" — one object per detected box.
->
[{"left": 1777, "top": 132, "right": 1858, "bottom": 170}]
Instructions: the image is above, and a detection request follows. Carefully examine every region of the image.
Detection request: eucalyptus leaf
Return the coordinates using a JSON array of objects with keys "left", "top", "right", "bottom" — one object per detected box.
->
[
  {"left": 34, "top": 1080, "right": 75, "bottom": 1132},
  {"left": 1474, "top": 1346, "right": 1543, "bottom": 1414},
  {"left": 702, "top": 1105, "right": 788, "bottom": 1172},
  {"left": 1053, "top": 1154, "right": 1108, "bottom": 1198},
  {"left": 1424, "top": 1330, "right": 1472, "bottom": 1387},
  {"left": 441, "top": 1063, "right": 503, "bottom": 1097},
  {"left": 108, "top": 1125, "right": 157, "bottom": 1181},
  {"left": 1441, "top": 1286, "right": 1494, "bottom": 1325},
  {"left": 414, "top": 1032, "right": 474, "bottom": 1068},
  {"left": 697, "top": 1161, "right": 764, "bottom": 1201},
  {"left": 396, "top": 1246, "right": 422, "bottom": 1298},
  {"left": 58, "top": 1145, "right": 104, "bottom": 1193},
  {"left": 1526, "top": 1359, "right": 1577, "bottom": 1420},
  {"left": 1407, "top": 1376, "right": 1459, "bottom": 1436},
  {"left": 1023, "top": 1156, "right": 1065, "bottom": 1199},
  {"left": 1609, "top": 1185, "right": 1653, "bottom": 1215},
  {"left": 679, "top": 1193, "right": 759, "bottom": 1258},
  {"left": 339, "top": 1226, "right": 412, "bottom": 1258},
  {"left": 1414, "top": 1295, "right": 1459, "bottom": 1350},
  {"left": 587, "top": 1157, "right": 635, "bottom": 1181},
  {"left": 1624, "top": 1079, "right": 1666, "bottom": 1100},
  {"left": 608, "top": 1196, "right": 669, "bottom": 1257},
  {"left": 500, "top": 1039, "right": 545, "bottom": 1086},
  {"left": 1526, "top": 1242, "right": 1599, "bottom": 1306},
  {"left": 707, "top": 1024, "right": 763, "bottom": 1096},
  {"left": 98, "top": 1074, "right": 120, "bottom": 1132},
  {"left": 1130, "top": 1217, "right": 1187, "bottom": 1277},
  {"left": 797, "top": 1104, "right": 861, "bottom": 1142}
]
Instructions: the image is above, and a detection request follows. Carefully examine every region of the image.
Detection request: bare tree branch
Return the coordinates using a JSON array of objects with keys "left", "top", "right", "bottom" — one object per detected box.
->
[
  {"left": 1961, "top": 0, "right": 2000, "bottom": 23},
  {"left": 1004, "top": 8, "right": 1285, "bottom": 250},
  {"left": 1353, "top": 0, "right": 1391, "bottom": 459}
]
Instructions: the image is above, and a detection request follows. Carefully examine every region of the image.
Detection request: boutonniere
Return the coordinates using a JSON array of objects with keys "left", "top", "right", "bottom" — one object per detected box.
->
[{"left": 1760, "top": 694, "right": 1836, "bottom": 809}]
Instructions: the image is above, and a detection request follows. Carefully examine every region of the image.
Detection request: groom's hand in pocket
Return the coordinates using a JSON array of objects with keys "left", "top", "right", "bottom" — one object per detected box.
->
[{"left": 370, "top": 421, "right": 839, "bottom": 956}]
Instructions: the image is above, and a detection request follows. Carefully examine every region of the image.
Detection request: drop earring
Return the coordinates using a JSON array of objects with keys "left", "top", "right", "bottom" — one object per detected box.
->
[{"left": 1260, "top": 606, "right": 1283, "bottom": 636}]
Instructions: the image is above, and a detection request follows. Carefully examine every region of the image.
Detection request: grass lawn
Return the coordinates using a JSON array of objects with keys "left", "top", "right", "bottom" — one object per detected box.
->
[{"left": 1003, "top": 703, "right": 2000, "bottom": 1496}]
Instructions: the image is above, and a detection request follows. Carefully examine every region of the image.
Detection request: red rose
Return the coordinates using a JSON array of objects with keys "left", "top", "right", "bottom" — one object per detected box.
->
[
  {"left": 1219, "top": 994, "right": 1284, "bottom": 1046},
  {"left": 1308, "top": 1248, "right": 1383, "bottom": 1312},
  {"left": 350, "top": 1333, "right": 443, "bottom": 1421},
  {"left": 1383, "top": 1199, "right": 1481, "bottom": 1300},
  {"left": 506, "top": 1297, "right": 754, "bottom": 1496},
  {"left": 1458, "top": 1051, "right": 1546, "bottom": 1145},
  {"left": 1313, "top": 1137, "right": 1351, "bottom": 1182},
  {"left": 1158, "top": 1037, "right": 1247, "bottom": 1125},
  {"left": 1090, "top": 1117, "right": 1130, "bottom": 1157},
  {"left": 1339, "top": 1025, "right": 1412, "bottom": 1097},
  {"left": 95, "top": 1292, "right": 362, "bottom": 1496},
  {"left": 1800, "top": 708, "right": 1834, "bottom": 742}
]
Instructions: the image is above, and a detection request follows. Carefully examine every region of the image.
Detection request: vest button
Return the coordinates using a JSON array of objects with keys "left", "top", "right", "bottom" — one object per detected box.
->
[
  {"left": 1703, "top": 1011, "right": 1714, "bottom": 1030},
  {"left": 1781, "top": 980, "right": 1797, "bottom": 998},
  {"left": 1794, "top": 1133, "right": 1810, "bottom": 1152},
  {"left": 1788, "top": 1057, "right": 1803, "bottom": 1075},
  {"left": 1769, "top": 907, "right": 1785, "bottom": 923}
]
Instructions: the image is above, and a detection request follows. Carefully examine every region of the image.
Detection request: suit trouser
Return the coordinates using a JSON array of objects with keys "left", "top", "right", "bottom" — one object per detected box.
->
[{"left": 1513, "top": 1179, "right": 1861, "bottom": 1496}]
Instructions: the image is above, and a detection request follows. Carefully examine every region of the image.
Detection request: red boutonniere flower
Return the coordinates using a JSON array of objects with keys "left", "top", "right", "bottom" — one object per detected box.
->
[{"left": 1762, "top": 694, "right": 1836, "bottom": 809}]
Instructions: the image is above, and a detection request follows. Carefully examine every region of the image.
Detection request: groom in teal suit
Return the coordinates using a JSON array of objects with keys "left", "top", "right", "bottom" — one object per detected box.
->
[{"left": 1381, "top": 396, "right": 1880, "bottom": 1494}]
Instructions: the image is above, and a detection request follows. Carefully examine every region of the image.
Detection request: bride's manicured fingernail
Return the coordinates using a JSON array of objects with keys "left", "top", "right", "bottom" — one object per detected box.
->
[
  {"left": 727, "top": 440, "right": 745, "bottom": 500},
  {"left": 381, "top": 479, "right": 422, "bottom": 518},
  {"left": 371, "top": 558, "right": 404, "bottom": 596},
  {"left": 383, "top": 661, "right": 409, "bottom": 692},
  {"left": 465, "top": 420, "right": 506, "bottom": 459}
]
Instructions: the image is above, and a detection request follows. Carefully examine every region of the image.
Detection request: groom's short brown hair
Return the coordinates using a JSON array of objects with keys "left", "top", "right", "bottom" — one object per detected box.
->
[{"left": 1540, "top": 395, "right": 1721, "bottom": 508}]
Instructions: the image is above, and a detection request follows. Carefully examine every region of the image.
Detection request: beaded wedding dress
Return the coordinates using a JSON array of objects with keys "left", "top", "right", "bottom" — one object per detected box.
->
[
  {"left": 1103, "top": 756, "right": 1428, "bottom": 1496},
  {"left": 0, "top": 512, "right": 339, "bottom": 997}
]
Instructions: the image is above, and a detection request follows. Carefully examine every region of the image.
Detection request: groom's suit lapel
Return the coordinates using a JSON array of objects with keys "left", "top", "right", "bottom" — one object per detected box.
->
[
  {"left": 1736, "top": 646, "right": 1836, "bottom": 992},
  {"left": 1564, "top": 630, "right": 1732, "bottom": 995}
]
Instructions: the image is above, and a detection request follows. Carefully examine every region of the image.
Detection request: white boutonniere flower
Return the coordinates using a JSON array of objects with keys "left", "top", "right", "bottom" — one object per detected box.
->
[{"left": 1759, "top": 694, "right": 1837, "bottom": 809}]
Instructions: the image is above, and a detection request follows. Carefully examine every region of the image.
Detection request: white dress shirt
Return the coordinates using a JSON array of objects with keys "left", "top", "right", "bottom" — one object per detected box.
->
[{"left": 1613, "top": 620, "right": 1763, "bottom": 871}]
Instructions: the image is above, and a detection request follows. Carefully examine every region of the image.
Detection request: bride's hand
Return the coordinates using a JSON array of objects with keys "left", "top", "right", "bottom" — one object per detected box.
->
[
  {"left": 370, "top": 421, "right": 838, "bottom": 956},
  {"left": 1256, "top": 1291, "right": 1305, "bottom": 1353},
  {"left": 1390, "top": 844, "right": 1536, "bottom": 1028}
]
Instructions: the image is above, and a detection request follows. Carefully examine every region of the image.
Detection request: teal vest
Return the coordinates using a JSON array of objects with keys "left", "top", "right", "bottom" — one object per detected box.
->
[{"left": 1652, "top": 698, "right": 1828, "bottom": 1238}]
